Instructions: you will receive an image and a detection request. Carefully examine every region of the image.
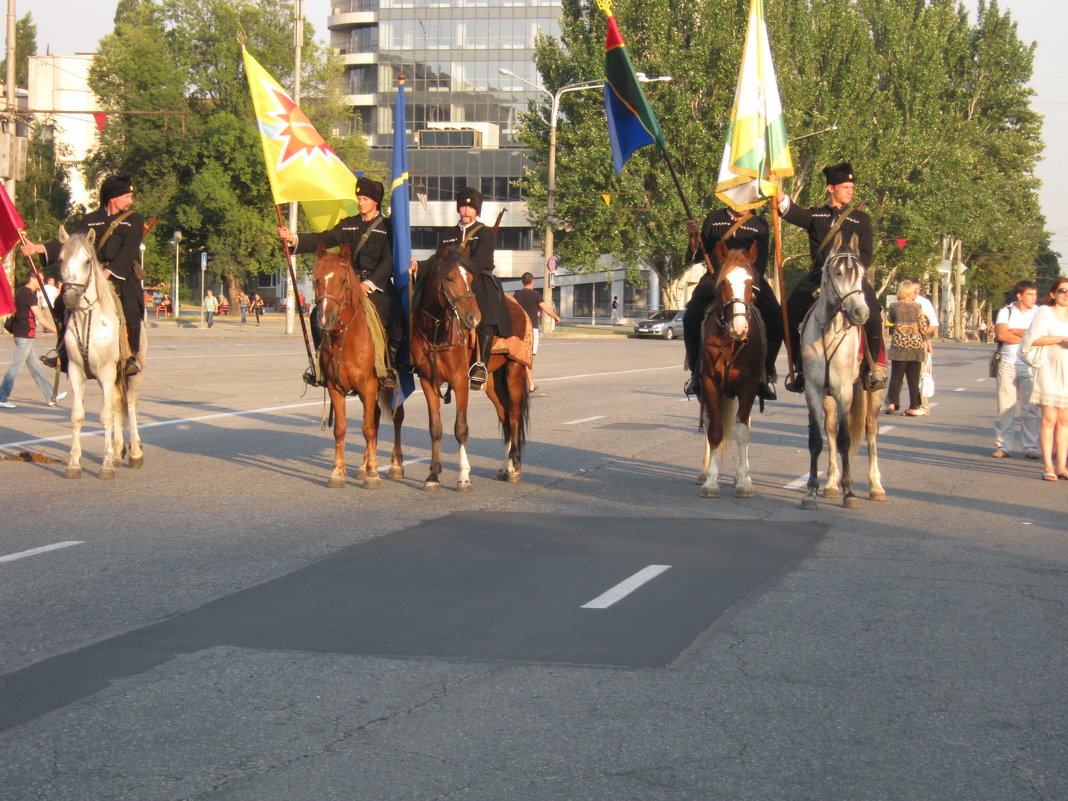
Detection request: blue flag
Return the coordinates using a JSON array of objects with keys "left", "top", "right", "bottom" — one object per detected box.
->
[{"left": 391, "top": 77, "right": 415, "bottom": 406}]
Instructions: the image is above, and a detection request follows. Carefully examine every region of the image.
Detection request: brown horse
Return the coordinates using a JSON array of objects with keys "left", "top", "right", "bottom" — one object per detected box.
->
[
  {"left": 697, "top": 240, "right": 765, "bottom": 498},
  {"left": 409, "top": 244, "right": 531, "bottom": 491},
  {"left": 312, "top": 243, "right": 404, "bottom": 489}
]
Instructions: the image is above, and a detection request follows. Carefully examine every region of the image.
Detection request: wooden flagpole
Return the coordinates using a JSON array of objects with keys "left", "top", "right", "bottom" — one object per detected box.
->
[{"left": 274, "top": 204, "right": 315, "bottom": 367}]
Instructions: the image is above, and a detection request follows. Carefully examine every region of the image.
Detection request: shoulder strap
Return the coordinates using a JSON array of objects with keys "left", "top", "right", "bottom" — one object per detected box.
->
[
  {"left": 352, "top": 214, "right": 384, "bottom": 260},
  {"left": 97, "top": 210, "right": 136, "bottom": 255},
  {"left": 462, "top": 222, "right": 485, "bottom": 245},
  {"left": 817, "top": 204, "right": 854, "bottom": 253},
  {"left": 718, "top": 212, "right": 754, "bottom": 247}
]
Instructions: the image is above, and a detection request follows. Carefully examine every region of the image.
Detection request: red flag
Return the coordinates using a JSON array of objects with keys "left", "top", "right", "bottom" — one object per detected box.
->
[
  {"left": 895, "top": 238, "right": 908, "bottom": 250},
  {"left": 0, "top": 182, "right": 24, "bottom": 315},
  {"left": 93, "top": 113, "right": 108, "bottom": 131}
]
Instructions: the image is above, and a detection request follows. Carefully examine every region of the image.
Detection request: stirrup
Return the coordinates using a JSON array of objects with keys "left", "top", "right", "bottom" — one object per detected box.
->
[
  {"left": 683, "top": 375, "right": 700, "bottom": 397},
  {"left": 124, "top": 356, "right": 141, "bottom": 376},
  {"left": 40, "top": 350, "right": 59, "bottom": 370},
  {"left": 302, "top": 366, "right": 323, "bottom": 387},
  {"left": 785, "top": 372, "right": 805, "bottom": 393},
  {"left": 469, "top": 362, "right": 487, "bottom": 388},
  {"left": 864, "top": 366, "right": 888, "bottom": 391},
  {"left": 758, "top": 381, "right": 777, "bottom": 401},
  {"left": 381, "top": 368, "right": 398, "bottom": 389}
]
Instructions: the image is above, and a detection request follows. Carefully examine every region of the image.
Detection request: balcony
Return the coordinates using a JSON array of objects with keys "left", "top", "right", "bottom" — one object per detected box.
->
[{"left": 327, "top": 11, "right": 377, "bottom": 28}]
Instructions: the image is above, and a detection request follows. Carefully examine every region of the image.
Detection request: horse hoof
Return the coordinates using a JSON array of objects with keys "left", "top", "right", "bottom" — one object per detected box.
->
[
  {"left": 870, "top": 490, "right": 887, "bottom": 501},
  {"left": 327, "top": 475, "right": 346, "bottom": 489},
  {"left": 843, "top": 496, "right": 862, "bottom": 509},
  {"left": 129, "top": 455, "right": 144, "bottom": 469},
  {"left": 363, "top": 476, "right": 382, "bottom": 490},
  {"left": 457, "top": 480, "right": 473, "bottom": 493},
  {"left": 735, "top": 486, "right": 756, "bottom": 498},
  {"left": 64, "top": 467, "right": 82, "bottom": 480},
  {"left": 356, "top": 468, "right": 366, "bottom": 481},
  {"left": 423, "top": 480, "right": 441, "bottom": 492},
  {"left": 696, "top": 473, "right": 708, "bottom": 485},
  {"left": 800, "top": 497, "right": 819, "bottom": 510},
  {"left": 98, "top": 468, "right": 116, "bottom": 481},
  {"left": 388, "top": 466, "right": 404, "bottom": 479},
  {"left": 496, "top": 470, "right": 520, "bottom": 483},
  {"left": 699, "top": 486, "right": 720, "bottom": 498},
  {"left": 822, "top": 487, "right": 841, "bottom": 499}
]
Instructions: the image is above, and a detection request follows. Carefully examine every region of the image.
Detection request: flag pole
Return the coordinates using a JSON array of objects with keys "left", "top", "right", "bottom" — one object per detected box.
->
[
  {"left": 658, "top": 147, "right": 717, "bottom": 277},
  {"left": 273, "top": 203, "right": 315, "bottom": 367},
  {"left": 17, "top": 231, "right": 60, "bottom": 335},
  {"left": 770, "top": 192, "right": 795, "bottom": 383}
]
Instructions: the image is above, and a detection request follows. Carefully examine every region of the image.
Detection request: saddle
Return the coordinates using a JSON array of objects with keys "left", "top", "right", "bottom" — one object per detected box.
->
[{"left": 487, "top": 295, "right": 534, "bottom": 368}]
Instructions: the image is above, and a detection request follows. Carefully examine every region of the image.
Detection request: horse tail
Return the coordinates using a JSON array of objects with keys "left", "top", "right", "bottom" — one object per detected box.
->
[
  {"left": 495, "top": 362, "right": 530, "bottom": 453},
  {"left": 377, "top": 386, "right": 394, "bottom": 420}
]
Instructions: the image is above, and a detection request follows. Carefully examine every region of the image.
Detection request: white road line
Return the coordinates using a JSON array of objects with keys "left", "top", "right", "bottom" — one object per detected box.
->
[
  {"left": 581, "top": 565, "right": 672, "bottom": 609},
  {"left": 402, "top": 457, "right": 429, "bottom": 466},
  {"left": 784, "top": 470, "right": 825, "bottom": 490},
  {"left": 562, "top": 415, "right": 605, "bottom": 425},
  {"left": 879, "top": 425, "right": 896, "bottom": 434},
  {"left": 0, "top": 541, "right": 85, "bottom": 565},
  {"left": 954, "top": 387, "right": 965, "bottom": 391}
]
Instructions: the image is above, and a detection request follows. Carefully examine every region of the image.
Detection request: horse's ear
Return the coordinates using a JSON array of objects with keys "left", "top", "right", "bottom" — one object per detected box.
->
[
  {"left": 848, "top": 232, "right": 859, "bottom": 254},
  {"left": 748, "top": 240, "right": 759, "bottom": 264},
  {"left": 338, "top": 243, "right": 351, "bottom": 262},
  {"left": 713, "top": 239, "right": 728, "bottom": 269},
  {"left": 832, "top": 231, "right": 843, "bottom": 251},
  {"left": 316, "top": 242, "right": 328, "bottom": 258},
  {"left": 58, "top": 226, "right": 69, "bottom": 244},
  {"left": 86, "top": 228, "right": 96, "bottom": 245},
  {"left": 437, "top": 242, "right": 449, "bottom": 261}
]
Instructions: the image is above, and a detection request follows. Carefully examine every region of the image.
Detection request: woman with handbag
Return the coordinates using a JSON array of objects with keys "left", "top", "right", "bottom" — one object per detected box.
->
[
  {"left": 1021, "top": 277, "right": 1068, "bottom": 480},
  {"left": 885, "top": 279, "right": 931, "bottom": 416}
]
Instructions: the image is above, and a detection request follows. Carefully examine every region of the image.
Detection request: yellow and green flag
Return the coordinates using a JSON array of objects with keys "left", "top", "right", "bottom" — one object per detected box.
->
[
  {"left": 242, "top": 47, "right": 359, "bottom": 231},
  {"left": 715, "top": 0, "right": 794, "bottom": 211}
]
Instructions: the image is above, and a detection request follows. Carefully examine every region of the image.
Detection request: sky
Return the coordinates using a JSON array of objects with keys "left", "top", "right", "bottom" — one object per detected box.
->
[{"left": 25, "top": 0, "right": 1068, "bottom": 260}]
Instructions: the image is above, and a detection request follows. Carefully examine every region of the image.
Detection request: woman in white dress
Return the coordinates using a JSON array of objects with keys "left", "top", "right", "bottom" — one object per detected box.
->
[{"left": 1022, "top": 276, "right": 1068, "bottom": 480}]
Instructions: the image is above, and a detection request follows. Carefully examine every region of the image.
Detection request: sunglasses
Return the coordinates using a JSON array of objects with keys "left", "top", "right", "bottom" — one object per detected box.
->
[{"left": 1055, "top": 288, "right": 1068, "bottom": 295}]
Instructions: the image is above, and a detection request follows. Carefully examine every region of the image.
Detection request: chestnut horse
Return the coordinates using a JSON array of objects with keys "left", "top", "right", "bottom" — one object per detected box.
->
[
  {"left": 696, "top": 240, "right": 765, "bottom": 498},
  {"left": 409, "top": 244, "right": 531, "bottom": 491},
  {"left": 799, "top": 232, "right": 886, "bottom": 509},
  {"left": 312, "top": 243, "right": 404, "bottom": 489},
  {"left": 57, "top": 229, "right": 146, "bottom": 479}
]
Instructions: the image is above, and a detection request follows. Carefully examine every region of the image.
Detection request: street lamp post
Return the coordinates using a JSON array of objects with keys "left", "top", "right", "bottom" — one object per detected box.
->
[
  {"left": 170, "top": 231, "right": 182, "bottom": 318},
  {"left": 500, "top": 69, "right": 670, "bottom": 332}
]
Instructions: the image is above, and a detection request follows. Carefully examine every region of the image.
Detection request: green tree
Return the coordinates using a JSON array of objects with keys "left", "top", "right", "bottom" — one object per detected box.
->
[
  {"left": 85, "top": 0, "right": 377, "bottom": 296},
  {"left": 518, "top": 0, "right": 1047, "bottom": 313}
]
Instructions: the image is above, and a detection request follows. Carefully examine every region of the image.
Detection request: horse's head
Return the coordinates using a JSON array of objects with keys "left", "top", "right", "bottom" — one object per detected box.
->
[
  {"left": 820, "top": 232, "right": 869, "bottom": 326},
  {"left": 312, "top": 243, "right": 359, "bottom": 332},
  {"left": 714, "top": 240, "right": 758, "bottom": 340},
  {"left": 423, "top": 244, "right": 480, "bottom": 330},
  {"left": 58, "top": 227, "right": 100, "bottom": 306}
]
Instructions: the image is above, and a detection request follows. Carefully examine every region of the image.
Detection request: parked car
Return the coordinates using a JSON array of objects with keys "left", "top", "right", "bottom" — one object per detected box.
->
[{"left": 632, "top": 309, "right": 684, "bottom": 339}]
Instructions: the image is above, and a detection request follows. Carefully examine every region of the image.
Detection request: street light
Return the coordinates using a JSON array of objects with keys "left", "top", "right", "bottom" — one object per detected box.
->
[
  {"left": 500, "top": 68, "right": 671, "bottom": 331},
  {"left": 169, "top": 230, "right": 182, "bottom": 318}
]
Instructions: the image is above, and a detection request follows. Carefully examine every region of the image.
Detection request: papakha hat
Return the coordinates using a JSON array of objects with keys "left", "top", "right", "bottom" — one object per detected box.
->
[
  {"left": 456, "top": 187, "right": 483, "bottom": 214},
  {"left": 100, "top": 174, "right": 134, "bottom": 206},
  {"left": 823, "top": 162, "right": 855, "bottom": 186},
  {"left": 355, "top": 178, "right": 384, "bottom": 205}
]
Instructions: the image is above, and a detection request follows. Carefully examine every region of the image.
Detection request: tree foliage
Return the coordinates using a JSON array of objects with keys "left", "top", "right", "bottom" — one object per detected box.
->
[
  {"left": 0, "top": 13, "right": 36, "bottom": 88},
  {"left": 517, "top": 0, "right": 1051, "bottom": 306},
  {"left": 82, "top": 0, "right": 377, "bottom": 289}
]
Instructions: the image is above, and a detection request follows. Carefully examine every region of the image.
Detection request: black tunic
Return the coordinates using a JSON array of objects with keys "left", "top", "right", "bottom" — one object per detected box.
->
[{"left": 440, "top": 221, "right": 512, "bottom": 337}]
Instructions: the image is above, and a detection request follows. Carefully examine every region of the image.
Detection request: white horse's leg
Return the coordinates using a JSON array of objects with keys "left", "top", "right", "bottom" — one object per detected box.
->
[
  {"left": 734, "top": 420, "right": 754, "bottom": 497},
  {"left": 126, "top": 374, "right": 144, "bottom": 468},
  {"left": 697, "top": 436, "right": 711, "bottom": 485},
  {"left": 457, "top": 442, "right": 472, "bottom": 491},
  {"left": 699, "top": 444, "right": 721, "bottom": 497},
  {"left": 66, "top": 367, "right": 86, "bottom": 479},
  {"left": 98, "top": 365, "right": 118, "bottom": 480},
  {"left": 822, "top": 394, "right": 842, "bottom": 498},
  {"left": 866, "top": 388, "right": 886, "bottom": 501},
  {"left": 112, "top": 378, "right": 127, "bottom": 468}
]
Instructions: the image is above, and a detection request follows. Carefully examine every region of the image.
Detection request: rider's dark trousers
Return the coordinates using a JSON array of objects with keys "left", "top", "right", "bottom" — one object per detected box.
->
[
  {"left": 786, "top": 268, "right": 883, "bottom": 371},
  {"left": 111, "top": 276, "right": 145, "bottom": 354}
]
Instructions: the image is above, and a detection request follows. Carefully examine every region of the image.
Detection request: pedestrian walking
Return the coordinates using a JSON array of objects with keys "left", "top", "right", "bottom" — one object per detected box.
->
[
  {"left": 992, "top": 280, "right": 1040, "bottom": 459},
  {"left": 203, "top": 290, "right": 219, "bottom": 328},
  {"left": 512, "top": 271, "right": 561, "bottom": 392},
  {"left": 1021, "top": 277, "right": 1068, "bottom": 480},
  {"left": 0, "top": 272, "right": 66, "bottom": 408}
]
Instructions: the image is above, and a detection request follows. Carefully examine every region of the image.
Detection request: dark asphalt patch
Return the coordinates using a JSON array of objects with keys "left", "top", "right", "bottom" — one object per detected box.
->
[{"left": 0, "top": 513, "right": 827, "bottom": 732}]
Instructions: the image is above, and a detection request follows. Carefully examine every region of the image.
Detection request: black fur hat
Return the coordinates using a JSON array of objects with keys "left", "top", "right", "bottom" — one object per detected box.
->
[
  {"left": 355, "top": 178, "right": 384, "bottom": 205},
  {"left": 456, "top": 187, "right": 483, "bottom": 214},
  {"left": 822, "top": 162, "right": 855, "bottom": 186},
  {"left": 99, "top": 174, "right": 134, "bottom": 206}
]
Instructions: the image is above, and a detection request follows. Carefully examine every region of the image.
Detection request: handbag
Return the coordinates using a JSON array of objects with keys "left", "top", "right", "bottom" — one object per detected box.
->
[
  {"left": 988, "top": 347, "right": 1001, "bottom": 378},
  {"left": 1022, "top": 345, "right": 1045, "bottom": 370},
  {"left": 3, "top": 315, "right": 14, "bottom": 334},
  {"left": 920, "top": 353, "right": 934, "bottom": 398}
]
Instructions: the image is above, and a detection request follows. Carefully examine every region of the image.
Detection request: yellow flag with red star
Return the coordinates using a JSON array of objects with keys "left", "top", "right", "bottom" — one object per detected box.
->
[{"left": 242, "top": 47, "right": 359, "bottom": 231}]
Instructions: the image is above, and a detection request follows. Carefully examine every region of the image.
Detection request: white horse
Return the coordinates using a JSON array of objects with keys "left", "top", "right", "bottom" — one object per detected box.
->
[
  {"left": 57, "top": 228, "right": 146, "bottom": 479},
  {"left": 800, "top": 232, "right": 886, "bottom": 510}
]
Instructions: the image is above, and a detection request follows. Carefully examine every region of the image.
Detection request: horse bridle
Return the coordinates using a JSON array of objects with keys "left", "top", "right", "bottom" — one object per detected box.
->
[
  {"left": 315, "top": 262, "right": 358, "bottom": 334},
  {"left": 819, "top": 251, "right": 865, "bottom": 323}
]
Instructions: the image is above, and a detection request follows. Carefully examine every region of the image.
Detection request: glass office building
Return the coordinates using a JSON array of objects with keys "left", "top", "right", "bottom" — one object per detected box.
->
[{"left": 326, "top": 0, "right": 562, "bottom": 281}]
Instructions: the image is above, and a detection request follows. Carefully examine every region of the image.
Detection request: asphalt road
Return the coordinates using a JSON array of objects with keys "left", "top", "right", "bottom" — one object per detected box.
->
[{"left": 0, "top": 318, "right": 1064, "bottom": 800}]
